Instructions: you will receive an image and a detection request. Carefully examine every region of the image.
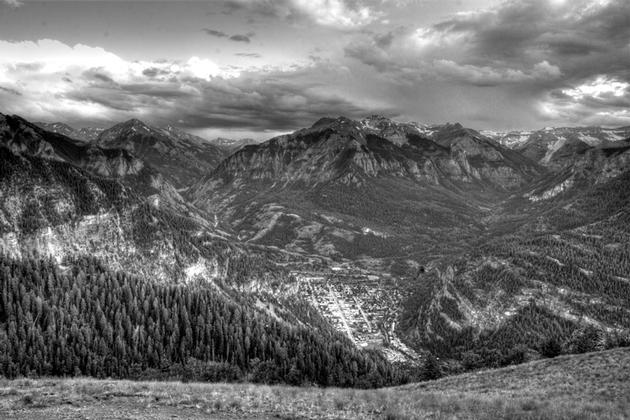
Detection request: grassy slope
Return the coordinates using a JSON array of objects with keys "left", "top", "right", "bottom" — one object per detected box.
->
[{"left": 1, "top": 347, "right": 628, "bottom": 419}]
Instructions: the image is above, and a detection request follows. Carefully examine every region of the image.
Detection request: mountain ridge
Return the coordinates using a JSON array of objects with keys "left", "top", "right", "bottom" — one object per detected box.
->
[{"left": 2, "top": 111, "right": 630, "bottom": 381}]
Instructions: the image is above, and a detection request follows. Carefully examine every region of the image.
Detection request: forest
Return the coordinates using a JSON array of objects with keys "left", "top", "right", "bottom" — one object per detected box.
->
[{"left": 0, "top": 254, "right": 406, "bottom": 388}]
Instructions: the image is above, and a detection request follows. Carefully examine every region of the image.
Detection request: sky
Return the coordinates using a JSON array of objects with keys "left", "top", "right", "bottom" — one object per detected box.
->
[{"left": 0, "top": 0, "right": 629, "bottom": 140}]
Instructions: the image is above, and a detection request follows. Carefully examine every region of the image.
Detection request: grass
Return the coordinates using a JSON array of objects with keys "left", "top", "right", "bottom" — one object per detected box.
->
[{"left": 0, "top": 348, "right": 628, "bottom": 419}]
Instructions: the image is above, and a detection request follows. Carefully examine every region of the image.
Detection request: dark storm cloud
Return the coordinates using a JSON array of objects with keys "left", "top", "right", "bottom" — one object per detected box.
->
[
  {"left": 203, "top": 28, "right": 254, "bottom": 43},
  {"left": 59, "top": 63, "right": 396, "bottom": 131},
  {"left": 429, "top": 0, "right": 630, "bottom": 76},
  {"left": 229, "top": 33, "right": 254, "bottom": 43},
  {"left": 343, "top": 0, "right": 630, "bottom": 126},
  {"left": 347, "top": 0, "right": 629, "bottom": 83},
  {"left": 202, "top": 28, "right": 228, "bottom": 38},
  {"left": 178, "top": 77, "right": 389, "bottom": 130}
]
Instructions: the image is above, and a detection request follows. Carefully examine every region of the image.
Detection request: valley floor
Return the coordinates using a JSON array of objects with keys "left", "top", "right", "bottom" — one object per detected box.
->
[{"left": 1, "top": 347, "right": 629, "bottom": 420}]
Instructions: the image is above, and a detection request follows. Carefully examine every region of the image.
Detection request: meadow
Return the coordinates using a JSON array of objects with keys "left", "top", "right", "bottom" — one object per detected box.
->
[{"left": 1, "top": 347, "right": 628, "bottom": 419}]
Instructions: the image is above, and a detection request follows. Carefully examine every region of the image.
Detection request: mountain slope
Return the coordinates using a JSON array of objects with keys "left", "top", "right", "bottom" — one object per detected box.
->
[
  {"left": 35, "top": 121, "right": 104, "bottom": 142},
  {"left": 96, "top": 119, "right": 226, "bottom": 189},
  {"left": 207, "top": 137, "right": 258, "bottom": 154},
  {"left": 0, "top": 113, "right": 255, "bottom": 285},
  {"left": 487, "top": 126, "right": 630, "bottom": 168},
  {"left": 191, "top": 116, "right": 543, "bottom": 267},
  {"left": 200, "top": 116, "right": 542, "bottom": 190},
  {"left": 399, "top": 141, "right": 630, "bottom": 365}
]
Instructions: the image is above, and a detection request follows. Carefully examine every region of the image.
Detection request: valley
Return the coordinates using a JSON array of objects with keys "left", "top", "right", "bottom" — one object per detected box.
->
[
  {"left": 2, "top": 0, "right": 630, "bottom": 417},
  {"left": 1, "top": 111, "right": 630, "bottom": 387},
  {"left": 291, "top": 267, "right": 421, "bottom": 363}
]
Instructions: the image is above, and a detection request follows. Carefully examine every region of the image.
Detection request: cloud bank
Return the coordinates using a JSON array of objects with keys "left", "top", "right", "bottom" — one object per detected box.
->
[
  {"left": 344, "top": 0, "right": 630, "bottom": 127},
  {"left": 0, "top": 39, "right": 393, "bottom": 135},
  {"left": 1, "top": 0, "right": 629, "bottom": 136}
]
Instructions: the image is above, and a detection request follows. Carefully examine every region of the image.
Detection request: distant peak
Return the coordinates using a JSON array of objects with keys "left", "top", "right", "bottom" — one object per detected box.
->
[
  {"left": 311, "top": 117, "right": 337, "bottom": 128},
  {"left": 364, "top": 114, "right": 391, "bottom": 122},
  {"left": 311, "top": 116, "right": 354, "bottom": 128},
  {"left": 444, "top": 122, "right": 464, "bottom": 129},
  {"left": 123, "top": 118, "right": 149, "bottom": 127}
]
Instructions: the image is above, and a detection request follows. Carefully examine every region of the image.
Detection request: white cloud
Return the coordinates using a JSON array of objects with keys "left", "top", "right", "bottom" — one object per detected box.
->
[
  {"left": 185, "top": 57, "right": 224, "bottom": 80},
  {"left": 539, "top": 75, "right": 630, "bottom": 126},
  {"left": 0, "top": 39, "right": 235, "bottom": 122},
  {"left": 0, "top": 39, "right": 128, "bottom": 75},
  {"left": 292, "top": 0, "right": 378, "bottom": 27},
  {"left": 562, "top": 75, "right": 629, "bottom": 100}
]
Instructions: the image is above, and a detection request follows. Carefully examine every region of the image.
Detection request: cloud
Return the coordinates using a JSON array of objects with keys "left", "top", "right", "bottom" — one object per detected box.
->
[
  {"left": 0, "top": 0, "right": 22, "bottom": 7},
  {"left": 539, "top": 75, "right": 630, "bottom": 126},
  {"left": 0, "top": 39, "right": 235, "bottom": 124},
  {"left": 223, "top": 0, "right": 380, "bottom": 28},
  {"left": 0, "top": 39, "right": 393, "bottom": 135},
  {"left": 236, "top": 53, "right": 262, "bottom": 58},
  {"left": 203, "top": 28, "right": 254, "bottom": 43},
  {"left": 202, "top": 28, "right": 228, "bottom": 38},
  {"left": 344, "top": 0, "right": 630, "bottom": 127},
  {"left": 229, "top": 33, "right": 253, "bottom": 43}
]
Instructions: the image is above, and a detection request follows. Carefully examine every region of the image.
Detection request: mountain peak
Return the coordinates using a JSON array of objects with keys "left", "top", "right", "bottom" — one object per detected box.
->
[
  {"left": 120, "top": 118, "right": 152, "bottom": 130},
  {"left": 311, "top": 117, "right": 339, "bottom": 128}
]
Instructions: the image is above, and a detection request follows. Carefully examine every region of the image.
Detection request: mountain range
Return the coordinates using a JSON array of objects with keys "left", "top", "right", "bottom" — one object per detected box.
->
[{"left": 2, "top": 111, "right": 629, "bottom": 381}]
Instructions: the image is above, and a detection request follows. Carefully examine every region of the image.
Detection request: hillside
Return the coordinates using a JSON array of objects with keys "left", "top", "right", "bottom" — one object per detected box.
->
[
  {"left": 35, "top": 122, "right": 104, "bottom": 142},
  {"left": 96, "top": 119, "right": 226, "bottom": 189},
  {"left": 398, "top": 141, "right": 630, "bottom": 363},
  {"left": 1, "top": 347, "right": 628, "bottom": 419},
  {"left": 191, "top": 116, "right": 543, "bottom": 267},
  {"left": 187, "top": 116, "right": 630, "bottom": 368},
  {"left": 486, "top": 126, "right": 630, "bottom": 168},
  {"left": 36, "top": 119, "right": 229, "bottom": 187},
  {"left": 0, "top": 113, "right": 292, "bottom": 288}
]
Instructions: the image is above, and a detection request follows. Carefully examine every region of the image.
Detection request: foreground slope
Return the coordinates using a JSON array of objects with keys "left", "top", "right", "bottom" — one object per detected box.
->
[{"left": 1, "top": 347, "right": 628, "bottom": 419}]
